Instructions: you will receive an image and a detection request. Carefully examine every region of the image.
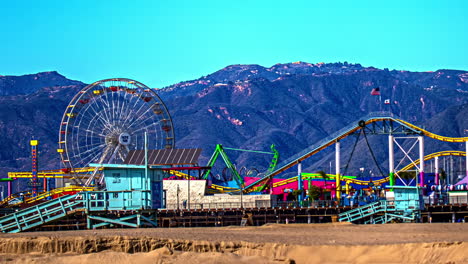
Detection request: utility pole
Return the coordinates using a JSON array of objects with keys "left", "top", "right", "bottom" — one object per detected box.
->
[
  {"left": 188, "top": 170, "right": 190, "bottom": 210},
  {"left": 240, "top": 187, "right": 243, "bottom": 209},
  {"left": 298, "top": 161, "right": 302, "bottom": 202},
  {"left": 418, "top": 136, "right": 424, "bottom": 187},
  {"left": 335, "top": 141, "right": 341, "bottom": 201},
  {"left": 388, "top": 135, "right": 395, "bottom": 186},
  {"left": 177, "top": 185, "right": 180, "bottom": 210}
]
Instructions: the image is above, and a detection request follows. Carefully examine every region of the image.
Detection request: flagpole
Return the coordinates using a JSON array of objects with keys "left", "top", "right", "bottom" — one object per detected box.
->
[{"left": 379, "top": 94, "right": 382, "bottom": 112}]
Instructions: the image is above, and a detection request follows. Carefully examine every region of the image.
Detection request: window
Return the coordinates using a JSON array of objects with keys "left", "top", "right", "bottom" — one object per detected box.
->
[{"left": 112, "top": 173, "right": 121, "bottom": 183}]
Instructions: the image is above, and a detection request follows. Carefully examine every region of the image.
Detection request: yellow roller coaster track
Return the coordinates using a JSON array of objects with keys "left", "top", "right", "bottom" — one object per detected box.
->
[
  {"left": 395, "top": 119, "right": 468, "bottom": 143},
  {"left": 168, "top": 170, "right": 197, "bottom": 180},
  {"left": 272, "top": 174, "right": 356, "bottom": 188},
  {"left": 167, "top": 170, "right": 239, "bottom": 193},
  {"left": 208, "top": 184, "right": 240, "bottom": 193},
  {"left": 24, "top": 186, "right": 95, "bottom": 204},
  {"left": 0, "top": 192, "right": 31, "bottom": 207},
  {"left": 7, "top": 167, "right": 101, "bottom": 179},
  {"left": 0, "top": 186, "right": 95, "bottom": 207}
]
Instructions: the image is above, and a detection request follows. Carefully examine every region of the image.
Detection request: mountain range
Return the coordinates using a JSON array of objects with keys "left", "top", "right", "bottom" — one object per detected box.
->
[{"left": 0, "top": 62, "right": 467, "bottom": 185}]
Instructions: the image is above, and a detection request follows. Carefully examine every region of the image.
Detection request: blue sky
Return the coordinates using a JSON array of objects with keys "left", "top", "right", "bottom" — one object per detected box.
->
[{"left": 1, "top": 0, "right": 467, "bottom": 87}]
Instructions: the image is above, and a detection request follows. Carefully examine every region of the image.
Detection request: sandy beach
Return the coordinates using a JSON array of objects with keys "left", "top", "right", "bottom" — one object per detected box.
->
[{"left": 0, "top": 223, "right": 467, "bottom": 263}]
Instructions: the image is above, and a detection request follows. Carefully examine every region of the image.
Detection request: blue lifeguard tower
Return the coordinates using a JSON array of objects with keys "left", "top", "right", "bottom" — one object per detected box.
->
[
  {"left": 83, "top": 148, "right": 202, "bottom": 228},
  {"left": 89, "top": 148, "right": 202, "bottom": 210},
  {"left": 338, "top": 186, "right": 424, "bottom": 224}
]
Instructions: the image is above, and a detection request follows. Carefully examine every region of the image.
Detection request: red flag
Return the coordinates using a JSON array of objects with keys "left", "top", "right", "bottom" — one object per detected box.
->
[{"left": 370, "top": 87, "right": 380, "bottom": 96}]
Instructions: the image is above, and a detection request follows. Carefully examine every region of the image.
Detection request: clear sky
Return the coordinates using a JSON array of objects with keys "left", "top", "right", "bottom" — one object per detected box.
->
[{"left": 1, "top": 0, "right": 467, "bottom": 87}]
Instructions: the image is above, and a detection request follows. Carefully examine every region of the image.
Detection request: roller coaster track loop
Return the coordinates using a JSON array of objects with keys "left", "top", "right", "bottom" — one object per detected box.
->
[{"left": 397, "top": 150, "right": 466, "bottom": 172}]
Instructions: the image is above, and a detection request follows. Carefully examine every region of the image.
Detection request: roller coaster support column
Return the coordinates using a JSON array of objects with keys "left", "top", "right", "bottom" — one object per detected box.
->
[
  {"left": 30, "top": 140, "right": 39, "bottom": 197},
  {"left": 297, "top": 161, "right": 303, "bottom": 202},
  {"left": 418, "top": 136, "right": 425, "bottom": 187},
  {"left": 435, "top": 156, "right": 439, "bottom": 185},
  {"left": 388, "top": 135, "right": 395, "bottom": 186},
  {"left": 335, "top": 141, "right": 341, "bottom": 201},
  {"left": 7, "top": 180, "right": 12, "bottom": 197}
]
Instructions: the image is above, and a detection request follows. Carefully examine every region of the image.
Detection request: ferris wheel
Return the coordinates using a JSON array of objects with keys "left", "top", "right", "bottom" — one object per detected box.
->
[{"left": 58, "top": 78, "right": 175, "bottom": 171}]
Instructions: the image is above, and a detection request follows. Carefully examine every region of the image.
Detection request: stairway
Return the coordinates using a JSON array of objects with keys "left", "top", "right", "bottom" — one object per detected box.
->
[
  {"left": 339, "top": 200, "right": 419, "bottom": 224},
  {"left": 338, "top": 201, "right": 390, "bottom": 222},
  {"left": 0, "top": 194, "right": 82, "bottom": 233},
  {"left": 363, "top": 214, "right": 396, "bottom": 224},
  {"left": 363, "top": 212, "right": 417, "bottom": 224}
]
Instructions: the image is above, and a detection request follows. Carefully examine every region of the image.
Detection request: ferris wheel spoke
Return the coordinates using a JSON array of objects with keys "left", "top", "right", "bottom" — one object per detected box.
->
[
  {"left": 96, "top": 146, "right": 113, "bottom": 164},
  {"left": 76, "top": 131, "right": 110, "bottom": 163},
  {"left": 120, "top": 93, "right": 141, "bottom": 124},
  {"left": 103, "top": 94, "right": 117, "bottom": 128},
  {"left": 108, "top": 145, "right": 121, "bottom": 164},
  {"left": 109, "top": 84, "right": 117, "bottom": 126},
  {"left": 121, "top": 91, "right": 151, "bottom": 128},
  {"left": 87, "top": 103, "right": 110, "bottom": 127},
  {"left": 85, "top": 96, "right": 109, "bottom": 123},
  {"left": 84, "top": 101, "right": 112, "bottom": 130},
  {"left": 129, "top": 115, "right": 161, "bottom": 134},
  {"left": 114, "top": 95, "right": 127, "bottom": 126},
  {"left": 120, "top": 105, "right": 141, "bottom": 129},
  {"left": 134, "top": 128, "right": 159, "bottom": 135},
  {"left": 130, "top": 122, "right": 159, "bottom": 134},
  {"left": 114, "top": 89, "right": 123, "bottom": 121},
  {"left": 75, "top": 140, "right": 103, "bottom": 148},
  {"left": 117, "top": 92, "right": 131, "bottom": 123},
  {"left": 77, "top": 106, "right": 104, "bottom": 131},
  {"left": 73, "top": 142, "right": 106, "bottom": 159},
  {"left": 71, "top": 143, "right": 107, "bottom": 160},
  {"left": 126, "top": 106, "right": 157, "bottom": 130},
  {"left": 76, "top": 141, "right": 105, "bottom": 152},
  {"left": 84, "top": 147, "right": 111, "bottom": 166},
  {"left": 75, "top": 126, "right": 107, "bottom": 138},
  {"left": 117, "top": 148, "right": 128, "bottom": 162},
  {"left": 116, "top": 87, "right": 127, "bottom": 122},
  {"left": 95, "top": 93, "right": 114, "bottom": 128},
  {"left": 123, "top": 93, "right": 152, "bottom": 127},
  {"left": 120, "top": 110, "right": 141, "bottom": 128},
  {"left": 81, "top": 117, "right": 108, "bottom": 140}
]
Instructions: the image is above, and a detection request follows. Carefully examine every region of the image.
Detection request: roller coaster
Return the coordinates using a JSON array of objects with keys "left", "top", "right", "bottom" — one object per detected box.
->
[{"left": 243, "top": 112, "right": 468, "bottom": 194}]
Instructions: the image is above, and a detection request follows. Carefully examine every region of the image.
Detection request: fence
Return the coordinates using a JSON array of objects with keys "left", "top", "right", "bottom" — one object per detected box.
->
[
  {"left": 164, "top": 200, "right": 344, "bottom": 210},
  {"left": 424, "top": 193, "right": 468, "bottom": 205},
  {"left": 78, "top": 190, "right": 151, "bottom": 211},
  {"left": 165, "top": 200, "right": 271, "bottom": 210}
]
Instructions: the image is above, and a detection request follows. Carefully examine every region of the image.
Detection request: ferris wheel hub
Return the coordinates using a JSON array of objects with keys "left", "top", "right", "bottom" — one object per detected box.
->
[{"left": 118, "top": 132, "right": 131, "bottom": 146}]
